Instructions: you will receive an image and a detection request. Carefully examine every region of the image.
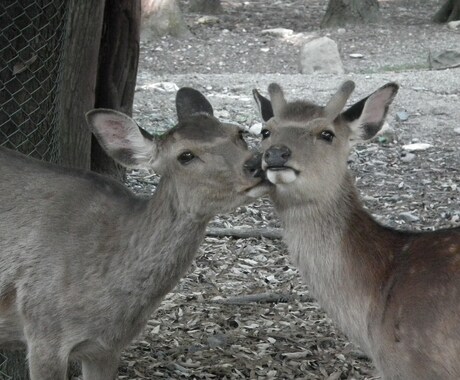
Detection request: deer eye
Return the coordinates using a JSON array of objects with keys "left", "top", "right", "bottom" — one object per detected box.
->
[
  {"left": 177, "top": 151, "right": 195, "bottom": 165},
  {"left": 319, "top": 130, "right": 335, "bottom": 142},
  {"left": 261, "top": 129, "right": 271, "bottom": 139}
]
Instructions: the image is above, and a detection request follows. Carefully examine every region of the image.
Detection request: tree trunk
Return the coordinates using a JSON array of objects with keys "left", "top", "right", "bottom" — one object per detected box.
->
[
  {"left": 141, "top": 0, "right": 190, "bottom": 40},
  {"left": 91, "top": 0, "right": 141, "bottom": 179},
  {"left": 189, "top": 0, "right": 222, "bottom": 14},
  {"left": 433, "top": 0, "right": 460, "bottom": 23},
  {"left": 56, "top": 2, "right": 106, "bottom": 170},
  {"left": 321, "top": 0, "right": 380, "bottom": 28}
]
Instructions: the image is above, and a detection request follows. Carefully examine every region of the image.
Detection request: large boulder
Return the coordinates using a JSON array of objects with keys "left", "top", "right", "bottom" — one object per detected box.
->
[{"left": 299, "top": 36, "right": 344, "bottom": 74}]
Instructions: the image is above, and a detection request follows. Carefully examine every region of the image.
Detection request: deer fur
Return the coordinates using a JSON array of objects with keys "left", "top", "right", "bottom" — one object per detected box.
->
[
  {"left": 254, "top": 82, "right": 460, "bottom": 380},
  {"left": 0, "top": 87, "right": 268, "bottom": 380}
]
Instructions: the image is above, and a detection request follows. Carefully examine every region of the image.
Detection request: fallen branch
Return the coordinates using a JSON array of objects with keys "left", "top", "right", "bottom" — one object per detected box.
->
[
  {"left": 206, "top": 227, "right": 283, "bottom": 240},
  {"left": 210, "top": 292, "right": 315, "bottom": 305}
]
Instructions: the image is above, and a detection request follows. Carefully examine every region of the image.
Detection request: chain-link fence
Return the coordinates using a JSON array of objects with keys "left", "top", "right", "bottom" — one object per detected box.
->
[{"left": 0, "top": 0, "right": 68, "bottom": 163}]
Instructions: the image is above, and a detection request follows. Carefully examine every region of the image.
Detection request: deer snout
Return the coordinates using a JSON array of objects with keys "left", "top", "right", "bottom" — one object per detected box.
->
[
  {"left": 264, "top": 145, "right": 291, "bottom": 168},
  {"left": 244, "top": 152, "right": 263, "bottom": 178}
]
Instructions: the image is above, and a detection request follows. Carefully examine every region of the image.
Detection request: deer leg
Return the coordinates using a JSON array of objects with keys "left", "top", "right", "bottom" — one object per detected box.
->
[
  {"left": 27, "top": 342, "right": 68, "bottom": 380},
  {"left": 81, "top": 353, "right": 119, "bottom": 380}
]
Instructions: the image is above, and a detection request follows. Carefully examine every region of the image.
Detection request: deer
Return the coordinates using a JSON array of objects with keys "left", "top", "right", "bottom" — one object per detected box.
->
[
  {"left": 253, "top": 81, "right": 460, "bottom": 380},
  {"left": 0, "top": 87, "right": 268, "bottom": 380}
]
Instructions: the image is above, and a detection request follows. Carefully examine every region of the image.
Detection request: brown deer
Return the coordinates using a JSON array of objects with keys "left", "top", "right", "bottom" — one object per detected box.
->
[
  {"left": 0, "top": 87, "right": 268, "bottom": 380},
  {"left": 253, "top": 81, "right": 460, "bottom": 380}
]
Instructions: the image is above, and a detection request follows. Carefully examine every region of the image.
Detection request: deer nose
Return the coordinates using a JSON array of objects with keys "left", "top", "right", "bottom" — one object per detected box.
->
[
  {"left": 264, "top": 145, "right": 291, "bottom": 167},
  {"left": 244, "top": 152, "right": 263, "bottom": 178}
]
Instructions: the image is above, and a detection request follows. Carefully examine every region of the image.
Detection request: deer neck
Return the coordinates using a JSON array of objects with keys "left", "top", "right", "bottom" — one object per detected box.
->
[
  {"left": 112, "top": 179, "right": 209, "bottom": 308},
  {"left": 272, "top": 172, "right": 398, "bottom": 352}
]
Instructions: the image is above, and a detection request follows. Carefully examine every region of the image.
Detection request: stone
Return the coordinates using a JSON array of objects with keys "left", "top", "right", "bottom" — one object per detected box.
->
[
  {"left": 349, "top": 53, "right": 364, "bottom": 59},
  {"left": 447, "top": 20, "right": 460, "bottom": 30},
  {"left": 196, "top": 15, "right": 220, "bottom": 25},
  {"left": 428, "top": 49, "right": 460, "bottom": 70},
  {"left": 249, "top": 122, "right": 263, "bottom": 135},
  {"left": 399, "top": 212, "right": 420, "bottom": 223},
  {"left": 400, "top": 153, "right": 416, "bottom": 162},
  {"left": 454, "top": 127, "right": 460, "bottom": 135},
  {"left": 402, "top": 143, "right": 433, "bottom": 152},
  {"left": 261, "top": 28, "right": 294, "bottom": 37},
  {"left": 396, "top": 111, "right": 409, "bottom": 121},
  {"left": 299, "top": 37, "right": 344, "bottom": 75}
]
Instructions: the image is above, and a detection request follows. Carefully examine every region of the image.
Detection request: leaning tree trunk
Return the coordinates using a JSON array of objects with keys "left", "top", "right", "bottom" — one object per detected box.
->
[
  {"left": 433, "top": 0, "right": 460, "bottom": 23},
  {"left": 321, "top": 0, "right": 380, "bottom": 28},
  {"left": 91, "top": 0, "right": 141, "bottom": 179}
]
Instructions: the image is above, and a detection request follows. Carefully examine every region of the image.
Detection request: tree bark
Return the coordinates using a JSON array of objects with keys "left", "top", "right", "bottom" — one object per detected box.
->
[
  {"left": 141, "top": 0, "right": 190, "bottom": 40},
  {"left": 321, "top": 0, "right": 380, "bottom": 28},
  {"left": 189, "top": 0, "right": 223, "bottom": 14},
  {"left": 56, "top": 2, "right": 106, "bottom": 170},
  {"left": 433, "top": 0, "right": 460, "bottom": 23},
  {"left": 91, "top": 0, "right": 141, "bottom": 179}
]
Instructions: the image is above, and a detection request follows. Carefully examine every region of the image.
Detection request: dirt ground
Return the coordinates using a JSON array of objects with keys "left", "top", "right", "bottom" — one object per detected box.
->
[{"left": 118, "top": 1, "right": 460, "bottom": 379}]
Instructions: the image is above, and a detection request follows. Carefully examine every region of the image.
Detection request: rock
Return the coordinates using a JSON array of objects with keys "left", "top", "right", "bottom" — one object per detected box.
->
[
  {"left": 215, "top": 109, "right": 230, "bottom": 119},
  {"left": 428, "top": 49, "right": 460, "bottom": 70},
  {"left": 447, "top": 20, "right": 460, "bottom": 30},
  {"left": 285, "top": 32, "right": 318, "bottom": 46},
  {"left": 249, "top": 122, "right": 263, "bottom": 135},
  {"left": 400, "top": 152, "right": 416, "bottom": 162},
  {"left": 375, "top": 122, "right": 395, "bottom": 144},
  {"left": 141, "top": 82, "right": 179, "bottom": 93},
  {"left": 299, "top": 37, "right": 344, "bottom": 75},
  {"left": 454, "top": 127, "right": 460, "bottom": 135},
  {"left": 399, "top": 212, "right": 420, "bottom": 223},
  {"left": 261, "top": 28, "right": 294, "bottom": 37},
  {"left": 349, "top": 53, "right": 364, "bottom": 59},
  {"left": 396, "top": 111, "right": 409, "bottom": 121},
  {"left": 337, "top": 28, "right": 346, "bottom": 34},
  {"left": 196, "top": 15, "right": 220, "bottom": 25},
  {"left": 402, "top": 143, "right": 433, "bottom": 152}
]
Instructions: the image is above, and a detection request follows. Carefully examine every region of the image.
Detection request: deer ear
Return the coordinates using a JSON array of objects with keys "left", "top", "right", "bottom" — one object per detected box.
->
[
  {"left": 342, "top": 82, "right": 399, "bottom": 144},
  {"left": 253, "top": 89, "right": 274, "bottom": 122},
  {"left": 86, "top": 109, "right": 158, "bottom": 169},
  {"left": 176, "top": 87, "right": 214, "bottom": 122}
]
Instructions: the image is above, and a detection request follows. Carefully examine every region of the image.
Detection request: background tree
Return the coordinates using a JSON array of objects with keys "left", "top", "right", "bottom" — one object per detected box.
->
[
  {"left": 321, "top": 0, "right": 380, "bottom": 28},
  {"left": 141, "top": 0, "right": 190, "bottom": 40},
  {"left": 433, "top": 0, "right": 460, "bottom": 22}
]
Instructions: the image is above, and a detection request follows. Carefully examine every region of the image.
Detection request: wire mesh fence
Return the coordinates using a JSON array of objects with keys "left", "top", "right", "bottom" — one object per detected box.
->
[{"left": 0, "top": 0, "right": 68, "bottom": 163}]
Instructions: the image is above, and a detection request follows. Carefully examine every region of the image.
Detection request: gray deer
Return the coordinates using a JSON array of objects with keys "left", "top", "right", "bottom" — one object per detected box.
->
[
  {"left": 0, "top": 87, "right": 268, "bottom": 380},
  {"left": 253, "top": 81, "right": 460, "bottom": 380}
]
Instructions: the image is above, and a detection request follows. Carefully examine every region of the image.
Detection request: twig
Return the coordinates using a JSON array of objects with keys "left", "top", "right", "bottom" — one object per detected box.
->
[
  {"left": 206, "top": 227, "right": 283, "bottom": 240},
  {"left": 209, "top": 292, "right": 315, "bottom": 305}
]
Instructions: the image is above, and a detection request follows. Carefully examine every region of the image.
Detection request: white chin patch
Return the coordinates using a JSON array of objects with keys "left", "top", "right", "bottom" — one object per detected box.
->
[{"left": 267, "top": 168, "right": 297, "bottom": 184}]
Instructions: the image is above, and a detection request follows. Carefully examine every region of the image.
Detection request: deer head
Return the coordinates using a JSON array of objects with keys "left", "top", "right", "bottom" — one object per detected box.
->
[
  {"left": 253, "top": 81, "right": 398, "bottom": 203},
  {"left": 87, "top": 88, "right": 267, "bottom": 218}
]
